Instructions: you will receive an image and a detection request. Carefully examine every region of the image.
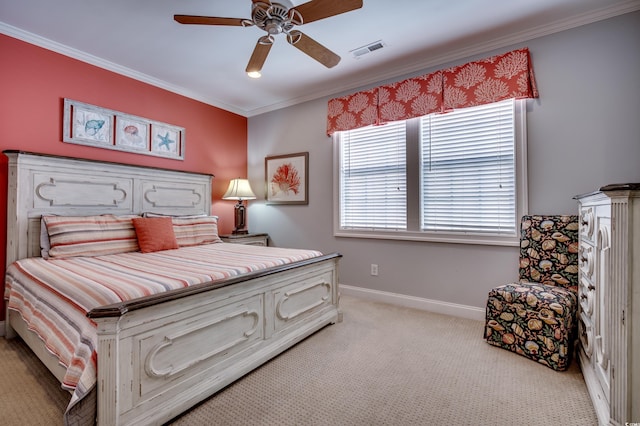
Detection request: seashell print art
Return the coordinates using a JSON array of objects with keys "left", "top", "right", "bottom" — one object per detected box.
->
[{"left": 85, "top": 119, "right": 105, "bottom": 136}]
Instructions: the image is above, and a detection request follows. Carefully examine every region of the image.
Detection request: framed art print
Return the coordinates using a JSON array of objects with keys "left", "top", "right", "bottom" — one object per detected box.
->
[
  {"left": 151, "top": 123, "right": 184, "bottom": 159},
  {"left": 62, "top": 98, "right": 184, "bottom": 160},
  {"left": 265, "top": 152, "right": 308, "bottom": 205},
  {"left": 115, "top": 114, "right": 149, "bottom": 152},
  {"left": 63, "top": 99, "right": 113, "bottom": 146}
]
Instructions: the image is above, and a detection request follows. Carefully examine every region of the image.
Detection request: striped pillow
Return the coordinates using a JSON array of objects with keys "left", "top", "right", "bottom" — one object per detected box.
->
[
  {"left": 43, "top": 215, "right": 140, "bottom": 258},
  {"left": 171, "top": 216, "right": 222, "bottom": 247}
]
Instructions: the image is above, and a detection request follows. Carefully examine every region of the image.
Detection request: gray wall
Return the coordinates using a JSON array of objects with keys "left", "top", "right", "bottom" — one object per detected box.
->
[{"left": 246, "top": 11, "right": 640, "bottom": 310}]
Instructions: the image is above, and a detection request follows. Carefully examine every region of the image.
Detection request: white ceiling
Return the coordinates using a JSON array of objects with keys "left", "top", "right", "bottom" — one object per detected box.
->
[{"left": 1, "top": 0, "right": 639, "bottom": 117}]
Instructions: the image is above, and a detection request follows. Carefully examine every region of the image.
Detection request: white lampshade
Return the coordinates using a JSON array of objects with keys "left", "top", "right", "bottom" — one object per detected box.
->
[{"left": 222, "top": 178, "right": 256, "bottom": 201}]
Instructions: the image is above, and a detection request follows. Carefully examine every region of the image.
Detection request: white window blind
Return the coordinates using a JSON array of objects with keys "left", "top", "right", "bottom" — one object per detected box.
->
[
  {"left": 420, "top": 99, "right": 516, "bottom": 235},
  {"left": 340, "top": 121, "right": 407, "bottom": 230}
]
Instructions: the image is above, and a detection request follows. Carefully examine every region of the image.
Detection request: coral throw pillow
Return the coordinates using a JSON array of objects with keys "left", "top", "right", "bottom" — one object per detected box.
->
[{"left": 132, "top": 217, "right": 179, "bottom": 253}]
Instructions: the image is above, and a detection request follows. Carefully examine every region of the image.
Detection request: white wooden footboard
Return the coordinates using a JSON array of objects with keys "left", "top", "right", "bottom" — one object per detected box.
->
[{"left": 89, "top": 254, "right": 341, "bottom": 426}]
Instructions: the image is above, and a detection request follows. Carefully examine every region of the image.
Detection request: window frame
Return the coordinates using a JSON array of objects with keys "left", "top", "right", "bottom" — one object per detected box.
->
[{"left": 332, "top": 99, "right": 528, "bottom": 246}]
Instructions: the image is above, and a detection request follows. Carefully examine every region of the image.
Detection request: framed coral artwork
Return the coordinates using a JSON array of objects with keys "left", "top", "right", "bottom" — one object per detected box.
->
[{"left": 265, "top": 152, "right": 308, "bottom": 205}]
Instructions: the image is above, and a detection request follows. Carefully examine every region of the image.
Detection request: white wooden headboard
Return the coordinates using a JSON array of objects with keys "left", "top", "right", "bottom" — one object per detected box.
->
[{"left": 4, "top": 151, "right": 213, "bottom": 265}]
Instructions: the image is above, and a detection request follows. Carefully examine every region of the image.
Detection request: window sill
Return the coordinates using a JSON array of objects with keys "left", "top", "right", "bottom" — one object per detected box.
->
[{"left": 334, "top": 229, "right": 519, "bottom": 247}]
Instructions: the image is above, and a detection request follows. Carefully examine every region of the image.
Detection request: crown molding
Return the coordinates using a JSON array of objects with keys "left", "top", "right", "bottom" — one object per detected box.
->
[
  {"left": 0, "top": 22, "right": 246, "bottom": 116},
  {"left": 3, "top": 0, "right": 639, "bottom": 118}
]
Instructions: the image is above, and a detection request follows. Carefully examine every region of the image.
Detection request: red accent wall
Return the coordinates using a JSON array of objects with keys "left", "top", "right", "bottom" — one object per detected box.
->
[{"left": 0, "top": 34, "right": 248, "bottom": 318}]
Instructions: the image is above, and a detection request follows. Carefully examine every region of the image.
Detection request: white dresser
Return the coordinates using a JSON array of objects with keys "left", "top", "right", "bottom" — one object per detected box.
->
[{"left": 574, "top": 184, "right": 639, "bottom": 425}]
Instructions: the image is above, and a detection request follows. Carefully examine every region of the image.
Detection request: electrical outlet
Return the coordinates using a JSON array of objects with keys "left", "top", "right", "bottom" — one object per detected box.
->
[{"left": 370, "top": 264, "right": 378, "bottom": 276}]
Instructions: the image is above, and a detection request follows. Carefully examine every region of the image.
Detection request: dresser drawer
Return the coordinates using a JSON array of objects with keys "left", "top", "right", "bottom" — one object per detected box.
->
[
  {"left": 579, "top": 242, "right": 594, "bottom": 282},
  {"left": 578, "top": 311, "right": 594, "bottom": 358},
  {"left": 579, "top": 277, "right": 595, "bottom": 316},
  {"left": 579, "top": 206, "right": 595, "bottom": 242}
]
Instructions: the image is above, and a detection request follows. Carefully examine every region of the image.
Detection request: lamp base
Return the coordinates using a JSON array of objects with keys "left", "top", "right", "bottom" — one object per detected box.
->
[{"left": 233, "top": 201, "right": 248, "bottom": 235}]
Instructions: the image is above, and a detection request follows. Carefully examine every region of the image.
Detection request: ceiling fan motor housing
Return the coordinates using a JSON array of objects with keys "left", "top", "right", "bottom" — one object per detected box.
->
[{"left": 252, "top": 2, "right": 299, "bottom": 35}]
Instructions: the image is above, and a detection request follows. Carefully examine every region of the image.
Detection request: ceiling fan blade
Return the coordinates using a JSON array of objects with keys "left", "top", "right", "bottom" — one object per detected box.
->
[
  {"left": 246, "top": 38, "right": 273, "bottom": 74},
  {"left": 174, "top": 15, "right": 246, "bottom": 26},
  {"left": 292, "top": 0, "right": 363, "bottom": 24},
  {"left": 287, "top": 31, "right": 340, "bottom": 68}
]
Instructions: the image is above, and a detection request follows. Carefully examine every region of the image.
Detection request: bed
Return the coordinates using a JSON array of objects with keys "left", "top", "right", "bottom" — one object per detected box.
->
[{"left": 2, "top": 151, "right": 342, "bottom": 425}]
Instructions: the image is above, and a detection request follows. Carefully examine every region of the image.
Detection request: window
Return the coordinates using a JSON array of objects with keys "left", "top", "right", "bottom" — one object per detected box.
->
[
  {"left": 339, "top": 120, "right": 407, "bottom": 230},
  {"left": 334, "top": 99, "right": 527, "bottom": 246}
]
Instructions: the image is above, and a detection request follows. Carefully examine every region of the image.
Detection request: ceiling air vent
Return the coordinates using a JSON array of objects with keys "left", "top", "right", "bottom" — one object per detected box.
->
[{"left": 350, "top": 40, "right": 386, "bottom": 59}]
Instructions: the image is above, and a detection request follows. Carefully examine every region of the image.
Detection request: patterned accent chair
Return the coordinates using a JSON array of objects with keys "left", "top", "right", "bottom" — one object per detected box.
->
[{"left": 484, "top": 215, "right": 579, "bottom": 371}]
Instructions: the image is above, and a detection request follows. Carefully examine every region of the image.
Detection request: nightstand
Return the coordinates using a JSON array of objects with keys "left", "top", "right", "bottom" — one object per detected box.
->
[{"left": 219, "top": 233, "right": 269, "bottom": 246}]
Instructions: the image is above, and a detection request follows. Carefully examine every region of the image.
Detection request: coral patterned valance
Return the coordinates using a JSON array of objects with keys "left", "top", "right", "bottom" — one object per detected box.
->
[
  {"left": 378, "top": 72, "right": 443, "bottom": 123},
  {"left": 326, "top": 88, "right": 378, "bottom": 134},
  {"left": 327, "top": 47, "right": 538, "bottom": 136},
  {"left": 443, "top": 48, "right": 538, "bottom": 110}
]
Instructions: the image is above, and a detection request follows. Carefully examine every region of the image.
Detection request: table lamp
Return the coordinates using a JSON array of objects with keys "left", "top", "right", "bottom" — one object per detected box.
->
[{"left": 222, "top": 178, "right": 256, "bottom": 234}]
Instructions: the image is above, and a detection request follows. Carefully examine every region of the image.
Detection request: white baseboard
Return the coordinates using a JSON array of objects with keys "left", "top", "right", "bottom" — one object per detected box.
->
[{"left": 339, "top": 284, "right": 485, "bottom": 321}]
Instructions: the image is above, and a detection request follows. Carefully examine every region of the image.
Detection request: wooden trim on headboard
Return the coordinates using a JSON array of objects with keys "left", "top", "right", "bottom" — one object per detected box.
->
[
  {"left": 2, "top": 150, "right": 214, "bottom": 179},
  {"left": 5, "top": 151, "right": 214, "bottom": 265}
]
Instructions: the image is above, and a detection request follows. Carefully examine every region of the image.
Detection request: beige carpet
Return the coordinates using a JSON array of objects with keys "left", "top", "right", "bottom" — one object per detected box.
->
[{"left": 0, "top": 295, "right": 598, "bottom": 425}]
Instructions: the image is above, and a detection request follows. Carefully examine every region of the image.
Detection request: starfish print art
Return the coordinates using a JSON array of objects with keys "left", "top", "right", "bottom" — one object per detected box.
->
[{"left": 157, "top": 132, "right": 175, "bottom": 150}]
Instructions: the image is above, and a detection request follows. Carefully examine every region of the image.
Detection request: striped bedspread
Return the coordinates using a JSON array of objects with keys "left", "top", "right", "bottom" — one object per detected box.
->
[{"left": 4, "top": 242, "right": 323, "bottom": 416}]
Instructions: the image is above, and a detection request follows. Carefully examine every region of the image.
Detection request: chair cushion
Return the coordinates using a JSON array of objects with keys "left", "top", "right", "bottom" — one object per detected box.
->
[
  {"left": 489, "top": 282, "right": 578, "bottom": 316},
  {"left": 485, "top": 282, "right": 578, "bottom": 371}
]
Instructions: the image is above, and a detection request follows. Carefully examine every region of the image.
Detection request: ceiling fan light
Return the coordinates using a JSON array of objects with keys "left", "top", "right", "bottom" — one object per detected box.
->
[{"left": 247, "top": 71, "right": 262, "bottom": 78}]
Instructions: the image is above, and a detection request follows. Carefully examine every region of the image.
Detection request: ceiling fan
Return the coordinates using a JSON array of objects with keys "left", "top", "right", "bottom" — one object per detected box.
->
[{"left": 174, "top": 0, "right": 363, "bottom": 77}]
